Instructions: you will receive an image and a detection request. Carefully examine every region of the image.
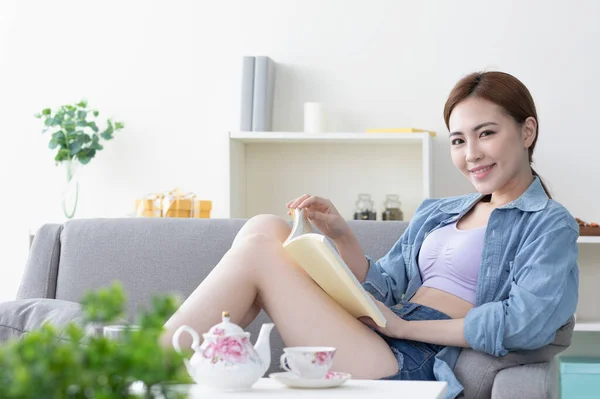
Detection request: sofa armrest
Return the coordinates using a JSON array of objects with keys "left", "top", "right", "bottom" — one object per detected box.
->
[
  {"left": 491, "top": 359, "right": 558, "bottom": 399},
  {"left": 455, "top": 316, "right": 574, "bottom": 399},
  {"left": 17, "top": 224, "right": 63, "bottom": 300}
]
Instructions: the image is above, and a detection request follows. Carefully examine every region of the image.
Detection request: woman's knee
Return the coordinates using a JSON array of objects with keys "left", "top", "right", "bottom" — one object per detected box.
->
[
  {"left": 232, "top": 232, "right": 284, "bottom": 258},
  {"left": 229, "top": 232, "right": 289, "bottom": 274},
  {"left": 233, "top": 214, "right": 291, "bottom": 245}
]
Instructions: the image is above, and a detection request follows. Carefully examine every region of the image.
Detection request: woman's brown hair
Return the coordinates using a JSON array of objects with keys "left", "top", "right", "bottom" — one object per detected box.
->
[{"left": 443, "top": 71, "right": 551, "bottom": 198}]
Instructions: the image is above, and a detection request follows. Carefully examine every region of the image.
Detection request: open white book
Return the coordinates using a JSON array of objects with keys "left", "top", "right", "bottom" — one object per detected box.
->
[{"left": 283, "top": 209, "right": 387, "bottom": 327}]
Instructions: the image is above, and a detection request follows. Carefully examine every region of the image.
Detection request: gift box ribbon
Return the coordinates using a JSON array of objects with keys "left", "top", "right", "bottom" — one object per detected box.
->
[{"left": 136, "top": 188, "right": 210, "bottom": 218}]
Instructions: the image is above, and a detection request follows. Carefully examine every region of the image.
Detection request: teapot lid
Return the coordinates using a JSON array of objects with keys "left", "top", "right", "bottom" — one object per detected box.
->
[{"left": 205, "top": 311, "right": 249, "bottom": 338}]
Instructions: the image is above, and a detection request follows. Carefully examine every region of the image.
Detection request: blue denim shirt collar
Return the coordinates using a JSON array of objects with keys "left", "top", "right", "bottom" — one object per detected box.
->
[{"left": 439, "top": 176, "right": 549, "bottom": 215}]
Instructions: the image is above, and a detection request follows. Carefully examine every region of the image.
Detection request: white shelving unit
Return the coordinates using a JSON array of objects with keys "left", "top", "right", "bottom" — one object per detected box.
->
[
  {"left": 574, "top": 238, "right": 600, "bottom": 333},
  {"left": 230, "top": 131, "right": 433, "bottom": 146},
  {"left": 577, "top": 236, "right": 600, "bottom": 244},
  {"left": 228, "top": 131, "right": 433, "bottom": 219},
  {"left": 575, "top": 321, "right": 600, "bottom": 332}
]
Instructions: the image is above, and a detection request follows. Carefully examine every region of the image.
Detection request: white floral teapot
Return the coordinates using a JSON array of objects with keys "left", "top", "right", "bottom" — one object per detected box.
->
[{"left": 172, "top": 311, "right": 274, "bottom": 391}]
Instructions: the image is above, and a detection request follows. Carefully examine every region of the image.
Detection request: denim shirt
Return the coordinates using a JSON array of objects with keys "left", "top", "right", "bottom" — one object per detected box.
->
[{"left": 362, "top": 177, "right": 579, "bottom": 399}]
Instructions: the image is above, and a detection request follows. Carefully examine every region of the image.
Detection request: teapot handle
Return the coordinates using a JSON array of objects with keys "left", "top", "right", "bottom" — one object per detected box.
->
[{"left": 172, "top": 325, "right": 200, "bottom": 354}]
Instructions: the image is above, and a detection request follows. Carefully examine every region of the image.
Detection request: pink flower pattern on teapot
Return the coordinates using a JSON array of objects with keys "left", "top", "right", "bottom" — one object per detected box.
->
[{"left": 203, "top": 336, "right": 252, "bottom": 365}]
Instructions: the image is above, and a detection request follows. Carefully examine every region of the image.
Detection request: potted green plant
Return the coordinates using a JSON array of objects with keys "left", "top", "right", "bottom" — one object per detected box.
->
[
  {"left": 0, "top": 283, "right": 191, "bottom": 398},
  {"left": 35, "top": 100, "right": 125, "bottom": 218}
]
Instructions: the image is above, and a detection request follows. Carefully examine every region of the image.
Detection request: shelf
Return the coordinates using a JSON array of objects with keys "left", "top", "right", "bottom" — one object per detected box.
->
[
  {"left": 227, "top": 131, "right": 433, "bottom": 220},
  {"left": 575, "top": 321, "right": 600, "bottom": 332},
  {"left": 229, "top": 131, "right": 431, "bottom": 144},
  {"left": 577, "top": 236, "right": 600, "bottom": 244}
]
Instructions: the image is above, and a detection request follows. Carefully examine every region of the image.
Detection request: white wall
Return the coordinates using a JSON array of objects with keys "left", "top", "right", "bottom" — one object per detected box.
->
[{"left": 1, "top": 0, "right": 599, "bottom": 302}]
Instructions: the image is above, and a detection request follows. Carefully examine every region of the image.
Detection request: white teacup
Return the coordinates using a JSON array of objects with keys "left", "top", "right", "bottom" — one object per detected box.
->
[{"left": 280, "top": 346, "right": 336, "bottom": 379}]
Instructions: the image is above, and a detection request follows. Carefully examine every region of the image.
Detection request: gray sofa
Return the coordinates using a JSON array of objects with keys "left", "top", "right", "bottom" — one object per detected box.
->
[{"left": 2, "top": 218, "right": 574, "bottom": 398}]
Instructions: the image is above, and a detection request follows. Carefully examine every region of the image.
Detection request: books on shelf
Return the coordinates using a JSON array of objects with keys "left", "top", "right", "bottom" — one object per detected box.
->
[
  {"left": 282, "top": 208, "right": 387, "bottom": 327},
  {"left": 252, "top": 56, "right": 276, "bottom": 132},
  {"left": 239, "top": 56, "right": 277, "bottom": 132},
  {"left": 239, "top": 57, "right": 255, "bottom": 132}
]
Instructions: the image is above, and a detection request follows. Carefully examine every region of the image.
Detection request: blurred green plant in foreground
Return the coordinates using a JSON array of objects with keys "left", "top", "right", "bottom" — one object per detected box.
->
[{"left": 0, "top": 282, "right": 191, "bottom": 398}]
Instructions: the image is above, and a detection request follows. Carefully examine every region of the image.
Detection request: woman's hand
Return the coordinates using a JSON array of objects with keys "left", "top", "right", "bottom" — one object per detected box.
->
[
  {"left": 359, "top": 294, "right": 409, "bottom": 339},
  {"left": 286, "top": 194, "right": 350, "bottom": 240}
]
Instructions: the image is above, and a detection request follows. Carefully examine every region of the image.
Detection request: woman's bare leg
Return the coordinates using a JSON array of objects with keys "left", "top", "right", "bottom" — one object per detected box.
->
[
  {"left": 163, "top": 214, "right": 292, "bottom": 338},
  {"left": 161, "top": 214, "right": 398, "bottom": 379}
]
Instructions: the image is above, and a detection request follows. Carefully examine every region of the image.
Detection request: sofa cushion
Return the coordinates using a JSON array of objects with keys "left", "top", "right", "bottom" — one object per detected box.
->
[
  {"left": 17, "top": 224, "right": 63, "bottom": 300},
  {"left": 54, "top": 218, "right": 248, "bottom": 318},
  {"left": 0, "top": 298, "right": 84, "bottom": 342}
]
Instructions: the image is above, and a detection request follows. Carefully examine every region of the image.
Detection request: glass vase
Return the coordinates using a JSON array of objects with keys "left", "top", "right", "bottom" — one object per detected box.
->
[{"left": 60, "top": 159, "right": 80, "bottom": 219}]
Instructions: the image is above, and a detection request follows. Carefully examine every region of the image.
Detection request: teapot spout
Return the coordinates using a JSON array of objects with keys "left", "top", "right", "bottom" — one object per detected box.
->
[{"left": 254, "top": 323, "right": 275, "bottom": 374}]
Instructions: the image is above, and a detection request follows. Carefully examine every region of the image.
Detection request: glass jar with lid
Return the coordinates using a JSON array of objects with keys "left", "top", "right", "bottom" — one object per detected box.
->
[
  {"left": 353, "top": 193, "right": 376, "bottom": 220},
  {"left": 382, "top": 194, "right": 404, "bottom": 221}
]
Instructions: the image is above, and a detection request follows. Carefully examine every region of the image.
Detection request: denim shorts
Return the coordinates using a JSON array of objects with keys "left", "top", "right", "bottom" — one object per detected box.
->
[{"left": 374, "top": 300, "right": 451, "bottom": 381}]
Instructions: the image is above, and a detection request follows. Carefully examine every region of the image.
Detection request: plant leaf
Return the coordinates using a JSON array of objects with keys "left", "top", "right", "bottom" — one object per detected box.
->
[
  {"left": 79, "top": 133, "right": 91, "bottom": 143},
  {"left": 48, "top": 138, "right": 58, "bottom": 149},
  {"left": 65, "top": 131, "right": 78, "bottom": 141},
  {"left": 77, "top": 110, "right": 87, "bottom": 120},
  {"left": 93, "top": 110, "right": 99, "bottom": 117},
  {"left": 53, "top": 110, "right": 65, "bottom": 125},
  {"left": 42, "top": 108, "right": 51, "bottom": 116},
  {"left": 76, "top": 100, "right": 88, "bottom": 108},
  {"left": 55, "top": 130, "right": 66, "bottom": 145},
  {"left": 76, "top": 148, "right": 96, "bottom": 165},
  {"left": 100, "top": 131, "right": 113, "bottom": 140},
  {"left": 55, "top": 148, "right": 71, "bottom": 162},
  {"left": 81, "top": 282, "right": 126, "bottom": 322},
  {"left": 88, "top": 121, "right": 99, "bottom": 132},
  {"left": 63, "top": 119, "right": 76, "bottom": 132},
  {"left": 90, "top": 135, "right": 103, "bottom": 150},
  {"left": 69, "top": 141, "right": 82, "bottom": 155},
  {"left": 114, "top": 121, "right": 125, "bottom": 130}
]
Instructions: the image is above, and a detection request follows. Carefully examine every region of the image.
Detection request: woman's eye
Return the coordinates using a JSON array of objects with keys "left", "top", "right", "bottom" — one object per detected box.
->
[
  {"left": 451, "top": 138, "right": 464, "bottom": 145},
  {"left": 480, "top": 130, "right": 495, "bottom": 137}
]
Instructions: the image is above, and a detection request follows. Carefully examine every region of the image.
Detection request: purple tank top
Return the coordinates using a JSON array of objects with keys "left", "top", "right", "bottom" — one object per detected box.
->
[{"left": 418, "top": 221, "right": 486, "bottom": 304}]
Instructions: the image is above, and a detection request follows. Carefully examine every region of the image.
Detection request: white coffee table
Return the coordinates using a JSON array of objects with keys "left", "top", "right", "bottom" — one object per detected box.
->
[{"left": 174, "top": 379, "right": 448, "bottom": 398}]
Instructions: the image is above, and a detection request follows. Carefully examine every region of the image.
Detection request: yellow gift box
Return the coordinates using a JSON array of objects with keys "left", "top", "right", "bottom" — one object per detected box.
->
[
  {"left": 135, "top": 189, "right": 212, "bottom": 218},
  {"left": 135, "top": 196, "right": 162, "bottom": 218}
]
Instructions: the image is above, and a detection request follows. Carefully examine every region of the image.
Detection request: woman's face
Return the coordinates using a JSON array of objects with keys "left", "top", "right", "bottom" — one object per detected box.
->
[{"left": 448, "top": 96, "right": 535, "bottom": 195}]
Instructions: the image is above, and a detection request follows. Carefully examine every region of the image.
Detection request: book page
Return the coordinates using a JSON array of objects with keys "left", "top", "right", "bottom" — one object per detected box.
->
[
  {"left": 283, "top": 232, "right": 386, "bottom": 327},
  {"left": 284, "top": 208, "right": 315, "bottom": 244}
]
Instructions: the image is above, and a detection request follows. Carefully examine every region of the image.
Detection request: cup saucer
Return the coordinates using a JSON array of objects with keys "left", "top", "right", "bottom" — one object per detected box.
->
[{"left": 269, "top": 371, "right": 352, "bottom": 389}]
